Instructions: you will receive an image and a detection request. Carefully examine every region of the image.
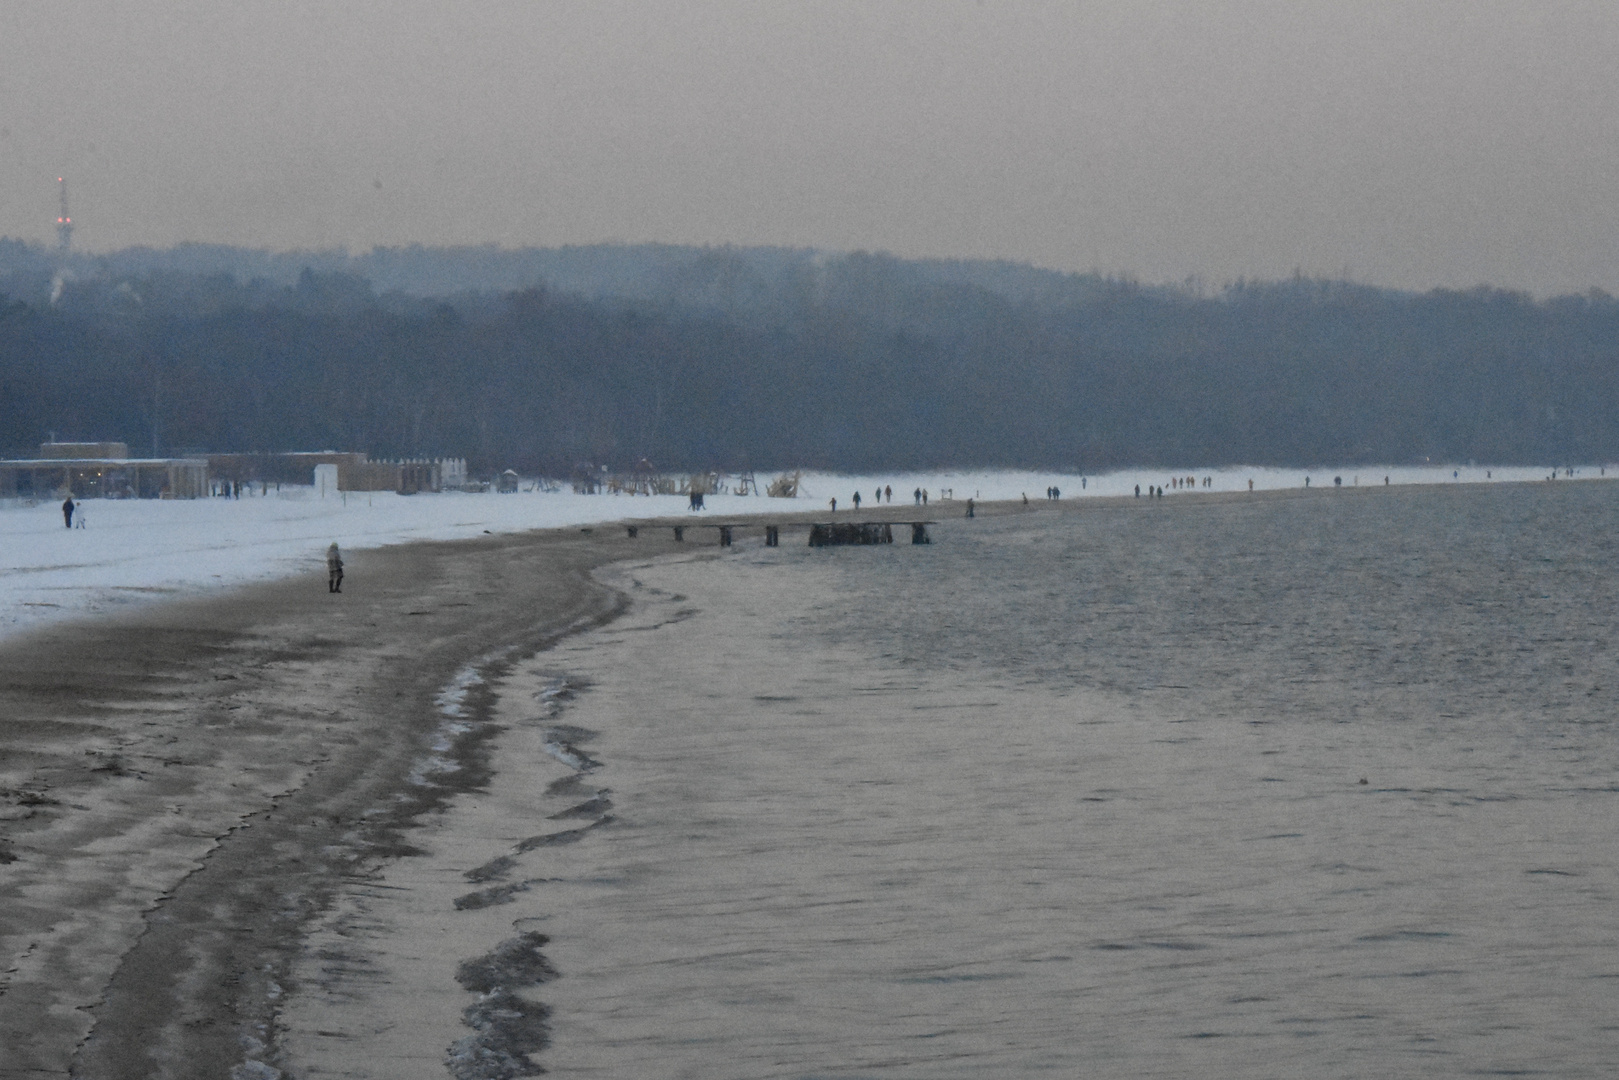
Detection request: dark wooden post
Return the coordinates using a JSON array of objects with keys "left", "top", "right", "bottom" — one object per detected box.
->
[
  {"left": 626, "top": 525, "right": 639, "bottom": 538},
  {"left": 673, "top": 526, "right": 684, "bottom": 542},
  {"left": 911, "top": 523, "right": 930, "bottom": 544},
  {"left": 719, "top": 525, "right": 733, "bottom": 546},
  {"left": 765, "top": 525, "right": 779, "bottom": 546}
]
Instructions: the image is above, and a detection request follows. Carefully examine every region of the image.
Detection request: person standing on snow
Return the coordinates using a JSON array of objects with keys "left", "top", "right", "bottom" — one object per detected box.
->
[
  {"left": 62, "top": 496, "right": 75, "bottom": 529},
  {"left": 327, "top": 542, "right": 344, "bottom": 593}
]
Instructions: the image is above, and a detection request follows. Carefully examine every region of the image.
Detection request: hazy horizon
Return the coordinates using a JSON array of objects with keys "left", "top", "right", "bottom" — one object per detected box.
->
[{"left": 4, "top": 2, "right": 1618, "bottom": 297}]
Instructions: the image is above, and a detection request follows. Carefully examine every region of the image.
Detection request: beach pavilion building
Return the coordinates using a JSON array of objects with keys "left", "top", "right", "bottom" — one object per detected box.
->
[{"left": 0, "top": 442, "right": 209, "bottom": 499}]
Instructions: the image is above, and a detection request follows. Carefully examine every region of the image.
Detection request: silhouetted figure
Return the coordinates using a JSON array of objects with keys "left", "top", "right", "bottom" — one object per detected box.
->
[
  {"left": 830, "top": 497, "right": 837, "bottom": 513},
  {"left": 914, "top": 487, "right": 922, "bottom": 505},
  {"left": 327, "top": 543, "right": 344, "bottom": 593},
  {"left": 1053, "top": 486, "right": 1059, "bottom": 499},
  {"left": 853, "top": 491, "right": 862, "bottom": 510},
  {"left": 1334, "top": 476, "right": 1342, "bottom": 487},
  {"left": 1384, "top": 476, "right": 1389, "bottom": 485},
  {"left": 922, "top": 490, "right": 928, "bottom": 505},
  {"left": 1305, "top": 477, "right": 1311, "bottom": 487},
  {"left": 62, "top": 497, "right": 74, "bottom": 529},
  {"left": 1134, "top": 485, "right": 1140, "bottom": 498},
  {"left": 966, "top": 498, "right": 975, "bottom": 518},
  {"left": 1248, "top": 479, "right": 1254, "bottom": 491},
  {"left": 885, "top": 485, "right": 892, "bottom": 503}
]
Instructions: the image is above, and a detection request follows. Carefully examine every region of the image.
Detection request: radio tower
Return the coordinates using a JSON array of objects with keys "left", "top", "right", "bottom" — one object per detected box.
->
[{"left": 56, "top": 177, "right": 73, "bottom": 254}]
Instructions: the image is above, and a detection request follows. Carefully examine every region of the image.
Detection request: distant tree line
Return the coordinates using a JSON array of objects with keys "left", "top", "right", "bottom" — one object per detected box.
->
[{"left": 2, "top": 241, "right": 1617, "bottom": 474}]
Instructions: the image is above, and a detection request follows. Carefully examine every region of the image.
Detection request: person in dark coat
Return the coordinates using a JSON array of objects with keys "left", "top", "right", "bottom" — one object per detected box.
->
[
  {"left": 327, "top": 542, "right": 344, "bottom": 593},
  {"left": 62, "top": 497, "right": 75, "bottom": 529}
]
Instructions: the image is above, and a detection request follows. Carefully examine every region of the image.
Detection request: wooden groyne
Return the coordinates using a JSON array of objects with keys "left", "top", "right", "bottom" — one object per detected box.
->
[{"left": 808, "top": 521, "right": 934, "bottom": 546}]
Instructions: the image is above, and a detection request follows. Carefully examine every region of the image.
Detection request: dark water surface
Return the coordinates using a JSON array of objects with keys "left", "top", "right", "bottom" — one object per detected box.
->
[{"left": 536, "top": 484, "right": 1619, "bottom": 1078}]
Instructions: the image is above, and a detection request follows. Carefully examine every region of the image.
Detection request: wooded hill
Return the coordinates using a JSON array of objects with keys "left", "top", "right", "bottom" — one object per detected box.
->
[{"left": 2, "top": 241, "right": 1616, "bottom": 474}]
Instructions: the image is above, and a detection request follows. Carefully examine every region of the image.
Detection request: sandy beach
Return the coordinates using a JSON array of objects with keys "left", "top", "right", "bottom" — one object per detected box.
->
[{"left": 0, "top": 522, "right": 676, "bottom": 1079}]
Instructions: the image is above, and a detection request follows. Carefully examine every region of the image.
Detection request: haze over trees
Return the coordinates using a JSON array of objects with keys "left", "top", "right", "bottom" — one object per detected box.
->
[{"left": 2, "top": 240, "right": 1616, "bottom": 475}]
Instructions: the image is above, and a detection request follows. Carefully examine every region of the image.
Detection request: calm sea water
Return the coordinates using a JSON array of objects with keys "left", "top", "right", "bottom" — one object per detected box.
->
[{"left": 291, "top": 482, "right": 1619, "bottom": 1079}]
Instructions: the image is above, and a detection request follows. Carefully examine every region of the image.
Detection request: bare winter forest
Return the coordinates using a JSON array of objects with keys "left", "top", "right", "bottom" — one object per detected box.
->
[{"left": 3, "top": 241, "right": 1615, "bottom": 474}]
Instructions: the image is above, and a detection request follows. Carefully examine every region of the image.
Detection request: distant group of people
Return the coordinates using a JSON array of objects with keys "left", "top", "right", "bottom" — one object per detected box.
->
[
  {"left": 61, "top": 497, "right": 84, "bottom": 529},
  {"left": 831, "top": 485, "right": 905, "bottom": 513}
]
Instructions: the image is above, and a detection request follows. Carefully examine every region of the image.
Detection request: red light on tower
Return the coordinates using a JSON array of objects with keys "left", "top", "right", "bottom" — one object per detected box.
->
[{"left": 55, "top": 177, "right": 73, "bottom": 254}]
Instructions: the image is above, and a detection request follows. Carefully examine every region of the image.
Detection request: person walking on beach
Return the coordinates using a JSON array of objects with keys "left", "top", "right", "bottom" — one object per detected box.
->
[
  {"left": 327, "top": 542, "right": 344, "bottom": 593},
  {"left": 830, "top": 497, "right": 837, "bottom": 513},
  {"left": 885, "top": 485, "right": 892, "bottom": 503},
  {"left": 853, "top": 491, "right": 862, "bottom": 510},
  {"left": 913, "top": 487, "right": 921, "bottom": 506},
  {"left": 62, "top": 496, "right": 74, "bottom": 529},
  {"left": 966, "top": 497, "right": 975, "bottom": 518}
]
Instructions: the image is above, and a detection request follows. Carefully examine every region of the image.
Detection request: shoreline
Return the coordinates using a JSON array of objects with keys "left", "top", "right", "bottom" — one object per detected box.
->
[{"left": 3, "top": 466, "right": 1607, "bottom": 643}]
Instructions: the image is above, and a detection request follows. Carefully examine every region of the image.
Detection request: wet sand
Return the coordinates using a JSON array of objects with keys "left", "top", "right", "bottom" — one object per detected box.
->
[{"left": 0, "top": 523, "right": 675, "bottom": 1080}]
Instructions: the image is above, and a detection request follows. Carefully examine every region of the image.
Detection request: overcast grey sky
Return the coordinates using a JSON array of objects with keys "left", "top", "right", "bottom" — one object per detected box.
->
[{"left": 2, "top": 1, "right": 1616, "bottom": 294}]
